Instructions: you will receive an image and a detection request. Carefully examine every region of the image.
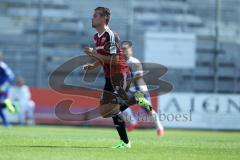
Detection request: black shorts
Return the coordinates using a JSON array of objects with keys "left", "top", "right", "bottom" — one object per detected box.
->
[{"left": 100, "top": 73, "right": 129, "bottom": 105}]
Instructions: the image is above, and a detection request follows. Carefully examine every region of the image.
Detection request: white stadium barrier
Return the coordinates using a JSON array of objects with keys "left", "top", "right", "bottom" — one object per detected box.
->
[{"left": 159, "top": 93, "right": 240, "bottom": 130}]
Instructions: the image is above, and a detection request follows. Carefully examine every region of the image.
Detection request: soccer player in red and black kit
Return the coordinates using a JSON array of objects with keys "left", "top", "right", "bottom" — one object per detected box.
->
[
  {"left": 83, "top": 7, "right": 152, "bottom": 149},
  {"left": 84, "top": 7, "right": 131, "bottom": 148}
]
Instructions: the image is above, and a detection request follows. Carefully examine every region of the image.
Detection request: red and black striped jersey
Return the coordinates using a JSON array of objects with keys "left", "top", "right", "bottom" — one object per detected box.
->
[{"left": 94, "top": 26, "right": 129, "bottom": 77}]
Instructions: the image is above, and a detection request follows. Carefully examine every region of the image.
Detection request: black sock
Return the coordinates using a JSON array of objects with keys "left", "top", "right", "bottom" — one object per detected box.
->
[{"left": 112, "top": 114, "right": 129, "bottom": 144}]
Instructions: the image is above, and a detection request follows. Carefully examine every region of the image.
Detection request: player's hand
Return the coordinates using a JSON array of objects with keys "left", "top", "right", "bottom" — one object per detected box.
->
[
  {"left": 83, "top": 64, "right": 94, "bottom": 70},
  {"left": 84, "top": 47, "right": 94, "bottom": 56}
]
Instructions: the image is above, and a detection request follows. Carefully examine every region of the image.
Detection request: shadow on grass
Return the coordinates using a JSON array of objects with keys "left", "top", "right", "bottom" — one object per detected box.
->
[{"left": 3, "top": 145, "right": 108, "bottom": 149}]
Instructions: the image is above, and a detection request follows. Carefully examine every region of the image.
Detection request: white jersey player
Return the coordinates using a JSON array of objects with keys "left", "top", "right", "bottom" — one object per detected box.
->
[
  {"left": 9, "top": 76, "right": 35, "bottom": 125},
  {"left": 121, "top": 41, "right": 164, "bottom": 136}
]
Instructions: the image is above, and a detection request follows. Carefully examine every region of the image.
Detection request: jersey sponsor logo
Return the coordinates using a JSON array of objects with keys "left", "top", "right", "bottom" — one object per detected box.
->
[{"left": 101, "top": 37, "right": 106, "bottom": 43}]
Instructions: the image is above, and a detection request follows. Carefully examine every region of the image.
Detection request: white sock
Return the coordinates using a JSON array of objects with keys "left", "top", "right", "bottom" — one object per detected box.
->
[
  {"left": 123, "top": 108, "right": 137, "bottom": 125},
  {"left": 150, "top": 110, "right": 164, "bottom": 130}
]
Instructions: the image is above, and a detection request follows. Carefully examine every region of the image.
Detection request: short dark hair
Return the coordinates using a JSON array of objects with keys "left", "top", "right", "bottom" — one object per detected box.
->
[
  {"left": 121, "top": 41, "right": 133, "bottom": 48},
  {"left": 95, "top": 7, "right": 111, "bottom": 25}
]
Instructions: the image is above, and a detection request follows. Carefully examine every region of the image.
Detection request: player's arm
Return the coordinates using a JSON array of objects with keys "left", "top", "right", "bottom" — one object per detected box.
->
[
  {"left": 132, "top": 62, "right": 144, "bottom": 80},
  {"left": 83, "top": 60, "right": 101, "bottom": 70},
  {"left": 132, "top": 62, "right": 148, "bottom": 89},
  {"left": 84, "top": 47, "right": 120, "bottom": 66}
]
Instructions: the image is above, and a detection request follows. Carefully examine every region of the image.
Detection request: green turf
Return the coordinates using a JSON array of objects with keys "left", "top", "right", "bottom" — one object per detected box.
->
[{"left": 0, "top": 126, "right": 240, "bottom": 160}]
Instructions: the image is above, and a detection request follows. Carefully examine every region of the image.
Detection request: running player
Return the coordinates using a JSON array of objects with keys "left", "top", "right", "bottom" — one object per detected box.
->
[
  {"left": 83, "top": 7, "right": 151, "bottom": 148},
  {"left": 83, "top": 7, "right": 130, "bottom": 148},
  {"left": 121, "top": 41, "right": 164, "bottom": 136}
]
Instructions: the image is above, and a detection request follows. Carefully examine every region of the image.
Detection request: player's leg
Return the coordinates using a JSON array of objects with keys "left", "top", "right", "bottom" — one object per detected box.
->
[
  {"left": 150, "top": 109, "right": 164, "bottom": 136},
  {"left": 110, "top": 73, "right": 133, "bottom": 148},
  {"left": 0, "top": 103, "right": 9, "bottom": 127},
  {"left": 111, "top": 114, "right": 129, "bottom": 145},
  {"left": 144, "top": 94, "right": 164, "bottom": 136},
  {"left": 118, "top": 87, "right": 153, "bottom": 112},
  {"left": 18, "top": 104, "right": 27, "bottom": 125},
  {"left": 101, "top": 76, "right": 130, "bottom": 148},
  {"left": 122, "top": 107, "right": 138, "bottom": 132},
  {"left": 4, "top": 98, "right": 15, "bottom": 113},
  {"left": 134, "top": 91, "right": 152, "bottom": 112},
  {"left": 26, "top": 101, "right": 35, "bottom": 125},
  {"left": 98, "top": 102, "right": 130, "bottom": 148}
]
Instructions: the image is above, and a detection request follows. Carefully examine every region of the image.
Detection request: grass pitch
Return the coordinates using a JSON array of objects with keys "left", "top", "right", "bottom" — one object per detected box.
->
[{"left": 0, "top": 126, "right": 239, "bottom": 160}]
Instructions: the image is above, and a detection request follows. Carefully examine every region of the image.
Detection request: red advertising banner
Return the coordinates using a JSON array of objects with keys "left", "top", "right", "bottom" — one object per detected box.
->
[{"left": 30, "top": 87, "right": 158, "bottom": 127}]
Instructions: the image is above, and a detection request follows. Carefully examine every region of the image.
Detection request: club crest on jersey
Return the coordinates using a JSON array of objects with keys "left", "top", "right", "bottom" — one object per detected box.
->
[{"left": 101, "top": 37, "right": 106, "bottom": 43}]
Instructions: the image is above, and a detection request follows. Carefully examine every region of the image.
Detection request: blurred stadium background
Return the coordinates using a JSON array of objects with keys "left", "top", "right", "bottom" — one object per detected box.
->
[{"left": 0, "top": 0, "right": 240, "bottom": 130}]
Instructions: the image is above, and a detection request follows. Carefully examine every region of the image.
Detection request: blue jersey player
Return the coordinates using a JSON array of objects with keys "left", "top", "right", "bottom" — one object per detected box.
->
[{"left": 0, "top": 51, "right": 15, "bottom": 127}]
